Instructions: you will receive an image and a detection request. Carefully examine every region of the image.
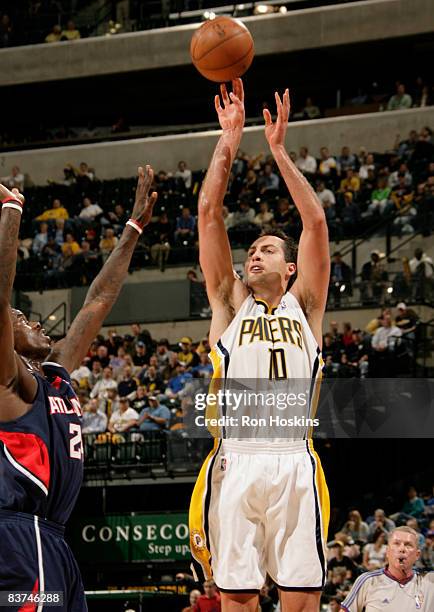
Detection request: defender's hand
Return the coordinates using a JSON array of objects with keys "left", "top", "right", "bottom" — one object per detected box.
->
[
  {"left": 131, "top": 165, "right": 158, "bottom": 228},
  {"left": 215, "top": 78, "right": 245, "bottom": 133},
  {"left": 263, "top": 88, "right": 290, "bottom": 149}
]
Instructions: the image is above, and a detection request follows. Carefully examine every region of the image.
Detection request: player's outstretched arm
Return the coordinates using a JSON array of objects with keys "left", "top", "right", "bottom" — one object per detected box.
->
[
  {"left": 49, "top": 166, "right": 157, "bottom": 372},
  {"left": 0, "top": 184, "right": 37, "bottom": 402},
  {"left": 264, "top": 90, "right": 329, "bottom": 347},
  {"left": 199, "top": 78, "right": 249, "bottom": 346}
]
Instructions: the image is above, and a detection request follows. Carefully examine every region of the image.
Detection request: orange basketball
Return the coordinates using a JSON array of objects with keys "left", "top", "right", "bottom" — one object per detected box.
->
[{"left": 190, "top": 16, "right": 254, "bottom": 83}]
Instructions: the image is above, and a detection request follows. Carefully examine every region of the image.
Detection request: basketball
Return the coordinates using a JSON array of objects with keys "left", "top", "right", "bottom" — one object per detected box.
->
[{"left": 190, "top": 16, "right": 254, "bottom": 83}]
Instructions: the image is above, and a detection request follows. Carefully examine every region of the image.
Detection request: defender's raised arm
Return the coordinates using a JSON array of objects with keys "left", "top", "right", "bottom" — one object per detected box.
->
[
  {"left": 199, "top": 79, "right": 249, "bottom": 345},
  {"left": 264, "top": 90, "right": 329, "bottom": 346}
]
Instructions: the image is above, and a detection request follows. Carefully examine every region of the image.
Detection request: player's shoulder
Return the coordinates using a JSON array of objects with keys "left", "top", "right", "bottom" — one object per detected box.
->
[
  {"left": 419, "top": 570, "right": 434, "bottom": 584},
  {"left": 342, "top": 569, "right": 385, "bottom": 607},
  {"left": 41, "top": 360, "right": 72, "bottom": 385}
]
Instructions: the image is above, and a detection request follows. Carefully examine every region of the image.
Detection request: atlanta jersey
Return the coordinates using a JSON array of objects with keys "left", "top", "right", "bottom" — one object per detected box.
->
[{"left": 0, "top": 361, "right": 86, "bottom": 611}]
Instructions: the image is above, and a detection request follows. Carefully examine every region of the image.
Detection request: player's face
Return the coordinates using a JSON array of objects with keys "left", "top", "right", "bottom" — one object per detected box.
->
[
  {"left": 245, "top": 236, "right": 295, "bottom": 291},
  {"left": 11, "top": 308, "right": 52, "bottom": 360},
  {"left": 386, "top": 531, "right": 420, "bottom": 572}
]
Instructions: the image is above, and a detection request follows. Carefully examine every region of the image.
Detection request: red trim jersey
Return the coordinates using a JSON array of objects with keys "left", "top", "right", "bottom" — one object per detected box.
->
[{"left": 0, "top": 362, "right": 84, "bottom": 524}]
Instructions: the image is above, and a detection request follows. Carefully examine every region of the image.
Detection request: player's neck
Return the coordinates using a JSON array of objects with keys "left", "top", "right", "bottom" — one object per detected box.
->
[
  {"left": 19, "top": 354, "right": 44, "bottom": 375},
  {"left": 252, "top": 286, "right": 285, "bottom": 309}
]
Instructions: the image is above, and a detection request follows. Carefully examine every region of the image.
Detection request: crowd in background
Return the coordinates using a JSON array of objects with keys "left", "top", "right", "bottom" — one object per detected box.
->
[
  {"left": 5, "top": 124, "right": 433, "bottom": 302},
  {"left": 176, "top": 488, "right": 434, "bottom": 610}
]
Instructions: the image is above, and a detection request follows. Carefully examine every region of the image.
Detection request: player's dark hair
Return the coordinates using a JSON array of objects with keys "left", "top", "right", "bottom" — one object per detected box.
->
[{"left": 259, "top": 229, "right": 298, "bottom": 264}]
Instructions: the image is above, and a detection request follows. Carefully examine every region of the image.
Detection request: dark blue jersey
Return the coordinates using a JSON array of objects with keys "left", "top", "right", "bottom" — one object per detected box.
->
[{"left": 0, "top": 361, "right": 84, "bottom": 525}]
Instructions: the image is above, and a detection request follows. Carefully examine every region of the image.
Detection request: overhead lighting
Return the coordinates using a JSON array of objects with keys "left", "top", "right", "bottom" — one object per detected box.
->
[
  {"left": 340, "top": 284, "right": 346, "bottom": 293},
  {"left": 203, "top": 10, "right": 216, "bottom": 20},
  {"left": 48, "top": 314, "right": 57, "bottom": 321},
  {"left": 387, "top": 287, "right": 393, "bottom": 294},
  {"left": 254, "top": 4, "right": 273, "bottom": 15},
  {"left": 279, "top": 6, "right": 288, "bottom": 13}
]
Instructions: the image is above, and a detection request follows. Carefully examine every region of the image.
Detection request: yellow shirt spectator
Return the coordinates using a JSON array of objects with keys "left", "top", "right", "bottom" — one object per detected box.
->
[
  {"left": 45, "top": 25, "right": 62, "bottom": 43},
  {"left": 340, "top": 170, "right": 360, "bottom": 193},
  {"left": 62, "top": 236, "right": 81, "bottom": 258},
  {"left": 36, "top": 199, "right": 69, "bottom": 221},
  {"left": 61, "top": 21, "right": 81, "bottom": 41}
]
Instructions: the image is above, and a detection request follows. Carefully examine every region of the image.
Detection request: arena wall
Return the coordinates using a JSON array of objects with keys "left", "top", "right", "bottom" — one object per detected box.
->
[
  {"left": 2, "top": 107, "right": 434, "bottom": 185},
  {"left": 1, "top": 0, "right": 433, "bottom": 86}
]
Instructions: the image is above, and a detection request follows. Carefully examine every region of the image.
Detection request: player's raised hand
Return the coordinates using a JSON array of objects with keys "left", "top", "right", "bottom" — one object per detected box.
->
[
  {"left": 0, "top": 183, "right": 25, "bottom": 206},
  {"left": 130, "top": 165, "right": 158, "bottom": 228},
  {"left": 263, "top": 88, "right": 290, "bottom": 149},
  {"left": 215, "top": 78, "right": 245, "bottom": 133}
]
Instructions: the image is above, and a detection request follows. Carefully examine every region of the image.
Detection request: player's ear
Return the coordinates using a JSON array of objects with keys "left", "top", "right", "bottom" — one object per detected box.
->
[{"left": 286, "top": 262, "right": 296, "bottom": 277}]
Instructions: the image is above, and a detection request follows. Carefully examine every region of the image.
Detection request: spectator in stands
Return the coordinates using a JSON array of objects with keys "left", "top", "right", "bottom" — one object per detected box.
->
[
  {"left": 88, "top": 360, "right": 103, "bottom": 388},
  {"left": 318, "top": 147, "right": 338, "bottom": 178},
  {"left": 117, "top": 365, "right": 138, "bottom": 399},
  {"left": 178, "top": 337, "right": 199, "bottom": 368},
  {"left": 338, "top": 146, "right": 357, "bottom": 172},
  {"left": 110, "top": 346, "right": 127, "bottom": 376},
  {"left": 391, "top": 171, "right": 414, "bottom": 211},
  {"left": 316, "top": 181, "right": 336, "bottom": 206},
  {"left": 133, "top": 341, "right": 149, "bottom": 368},
  {"left": 418, "top": 530, "right": 434, "bottom": 571},
  {"left": 139, "top": 364, "right": 163, "bottom": 393},
  {"left": 323, "top": 567, "right": 352, "bottom": 602},
  {"left": 258, "top": 162, "right": 279, "bottom": 193},
  {"left": 330, "top": 251, "right": 352, "bottom": 306},
  {"left": 390, "top": 486, "right": 426, "bottom": 524},
  {"left": 32, "top": 222, "right": 49, "bottom": 255},
  {"left": 175, "top": 161, "right": 192, "bottom": 190},
  {"left": 339, "top": 192, "right": 359, "bottom": 236},
  {"left": 258, "top": 584, "right": 274, "bottom": 612},
  {"left": 409, "top": 247, "right": 433, "bottom": 300},
  {"left": 181, "top": 589, "right": 201, "bottom": 612},
  {"left": 358, "top": 153, "right": 375, "bottom": 180},
  {"left": 156, "top": 339, "right": 173, "bottom": 372},
  {"left": 108, "top": 397, "right": 139, "bottom": 433},
  {"left": 90, "top": 366, "right": 117, "bottom": 401},
  {"left": 346, "top": 329, "right": 370, "bottom": 377},
  {"left": 175, "top": 206, "right": 195, "bottom": 244},
  {"left": 368, "top": 509, "right": 396, "bottom": 540},
  {"left": 1, "top": 166, "right": 24, "bottom": 191},
  {"left": 395, "top": 302, "right": 419, "bottom": 338},
  {"left": 191, "top": 352, "right": 213, "bottom": 379},
  {"left": 387, "top": 83, "right": 412, "bottom": 111},
  {"left": 61, "top": 232, "right": 81, "bottom": 265},
  {"left": 137, "top": 395, "right": 171, "bottom": 432},
  {"left": 165, "top": 364, "right": 193, "bottom": 399},
  {"left": 295, "top": 146, "right": 317, "bottom": 176},
  {"left": 340, "top": 168, "right": 360, "bottom": 194},
  {"left": 35, "top": 198, "right": 69, "bottom": 223},
  {"left": 107, "top": 204, "right": 129, "bottom": 234},
  {"left": 194, "top": 580, "right": 221, "bottom": 612},
  {"left": 82, "top": 398, "right": 108, "bottom": 434},
  {"left": 371, "top": 312, "right": 402, "bottom": 353},
  {"left": 253, "top": 201, "right": 274, "bottom": 231},
  {"left": 240, "top": 169, "right": 258, "bottom": 197},
  {"left": 388, "top": 162, "right": 412, "bottom": 188},
  {"left": 342, "top": 510, "right": 369, "bottom": 543},
  {"left": 327, "top": 597, "right": 343, "bottom": 612},
  {"left": 231, "top": 200, "right": 255, "bottom": 228},
  {"left": 360, "top": 250, "right": 388, "bottom": 303},
  {"left": 362, "top": 530, "right": 387, "bottom": 570},
  {"left": 99, "top": 227, "right": 118, "bottom": 262},
  {"left": 78, "top": 197, "right": 103, "bottom": 223},
  {"left": 273, "top": 197, "right": 292, "bottom": 233},
  {"left": 61, "top": 20, "right": 80, "bottom": 41},
  {"left": 45, "top": 24, "right": 62, "bottom": 43},
  {"left": 327, "top": 540, "right": 357, "bottom": 580},
  {"left": 131, "top": 385, "right": 147, "bottom": 413},
  {"left": 0, "top": 14, "right": 13, "bottom": 47},
  {"left": 302, "top": 97, "right": 321, "bottom": 120},
  {"left": 71, "top": 359, "right": 91, "bottom": 389},
  {"left": 406, "top": 518, "right": 426, "bottom": 549}
]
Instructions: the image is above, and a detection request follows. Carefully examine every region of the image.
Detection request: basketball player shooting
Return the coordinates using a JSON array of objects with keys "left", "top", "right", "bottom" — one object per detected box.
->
[
  {"left": 0, "top": 167, "right": 157, "bottom": 611},
  {"left": 189, "top": 79, "right": 330, "bottom": 612}
]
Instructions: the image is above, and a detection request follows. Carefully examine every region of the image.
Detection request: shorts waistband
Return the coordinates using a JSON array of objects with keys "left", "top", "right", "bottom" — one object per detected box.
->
[
  {"left": 0, "top": 509, "right": 65, "bottom": 537},
  {"left": 221, "top": 439, "right": 313, "bottom": 455}
]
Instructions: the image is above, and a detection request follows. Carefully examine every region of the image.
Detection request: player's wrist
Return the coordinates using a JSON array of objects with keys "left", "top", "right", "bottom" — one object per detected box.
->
[
  {"left": 126, "top": 218, "right": 144, "bottom": 235},
  {"left": 1, "top": 196, "right": 24, "bottom": 214}
]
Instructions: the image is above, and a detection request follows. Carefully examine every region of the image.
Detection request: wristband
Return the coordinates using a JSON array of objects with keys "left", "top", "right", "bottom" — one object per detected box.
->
[
  {"left": 126, "top": 219, "right": 143, "bottom": 235},
  {"left": 2, "top": 202, "right": 23, "bottom": 213}
]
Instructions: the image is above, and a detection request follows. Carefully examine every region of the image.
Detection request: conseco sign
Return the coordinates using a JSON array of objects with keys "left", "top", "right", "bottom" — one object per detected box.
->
[{"left": 70, "top": 513, "right": 190, "bottom": 563}]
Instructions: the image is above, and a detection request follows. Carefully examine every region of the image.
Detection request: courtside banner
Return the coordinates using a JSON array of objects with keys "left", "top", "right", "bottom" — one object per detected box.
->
[
  {"left": 69, "top": 513, "right": 189, "bottom": 563},
  {"left": 180, "top": 378, "right": 434, "bottom": 438}
]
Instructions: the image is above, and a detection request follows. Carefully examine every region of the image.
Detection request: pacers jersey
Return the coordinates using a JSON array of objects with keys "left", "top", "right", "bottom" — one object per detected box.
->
[
  {"left": 0, "top": 362, "right": 84, "bottom": 525},
  {"left": 208, "top": 291, "right": 323, "bottom": 441}
]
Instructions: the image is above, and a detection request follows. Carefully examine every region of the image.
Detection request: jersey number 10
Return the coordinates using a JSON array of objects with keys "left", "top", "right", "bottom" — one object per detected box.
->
[{"left": 269, "top": 348, "right": 288, "bottom": 380}]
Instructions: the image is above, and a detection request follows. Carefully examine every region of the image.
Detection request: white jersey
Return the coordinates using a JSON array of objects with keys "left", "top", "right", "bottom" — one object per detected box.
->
[
  {"left": 342, "top": 569, "right": 434, "bottom": 611},
  {"left": 208, "top": 291, "right": 323, "bottom": 442}
]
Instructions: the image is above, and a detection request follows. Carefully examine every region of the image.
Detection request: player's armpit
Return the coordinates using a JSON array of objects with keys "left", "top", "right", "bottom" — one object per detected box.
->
[{"left": 0, "top": 384, "right": 31, "bottom": 421}]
